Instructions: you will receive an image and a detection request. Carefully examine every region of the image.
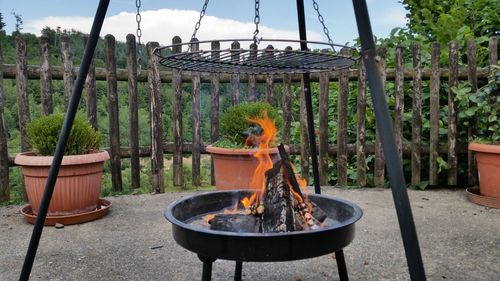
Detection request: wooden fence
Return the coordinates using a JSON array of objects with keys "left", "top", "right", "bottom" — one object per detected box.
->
[{"left": 0, "top": 34, "right": 497, "bottom": 201}]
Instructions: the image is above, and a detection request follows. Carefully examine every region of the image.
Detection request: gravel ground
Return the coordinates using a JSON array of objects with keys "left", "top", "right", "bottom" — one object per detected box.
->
[{"left": 1, "top": 187, "right": 499, "bottom": 281}]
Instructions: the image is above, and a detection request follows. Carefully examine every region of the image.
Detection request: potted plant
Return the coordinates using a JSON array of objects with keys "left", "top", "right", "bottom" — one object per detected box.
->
[
  {"left": 456, "top": 63, "right": 499, "bottom": 203},
  {"left": 207, "top": 101, "right": 284, "bottom": 190},
  {"left": 15, "top": 113, "right": 110, "bottom": 223}
]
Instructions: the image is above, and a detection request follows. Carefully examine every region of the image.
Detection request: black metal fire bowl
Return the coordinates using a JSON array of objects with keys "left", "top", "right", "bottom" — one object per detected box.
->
[{"left": 165, "top": 190, "right": 362, "bottom": 262}]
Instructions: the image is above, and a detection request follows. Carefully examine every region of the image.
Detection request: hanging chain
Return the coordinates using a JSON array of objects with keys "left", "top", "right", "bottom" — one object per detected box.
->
[
  {"left": 312, "top": 0, "right": 334, "bottom": 47},
  {"left": 253, "top": 0, "right": 261, "bottom": 44},
  {"left": 135, "top": 0, "right": 143, "bottom": 72},
  {"left": 190, "top": 0, "right": 210, "bottom": 41}
]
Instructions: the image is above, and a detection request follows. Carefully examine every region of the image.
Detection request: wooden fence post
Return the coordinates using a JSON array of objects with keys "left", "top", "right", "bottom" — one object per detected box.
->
[
  {"left": 489, "top": 36, "right": 498, "bottom": 66},
  {"left": 60, "top": 34, "right": 74, "bottom": 111},
  {"left": 147, "top": 41, "right": 165, "bottom": 193},
  {"left": 0, "top": 44, "right": 9, "bottom": 202},
  {"left": 231, "top": 41, "right": 240, "bottom": 105},
  {"left": 265, "top": 45, "right": 275, "bottom": 105},
  {"left": 299, "top": 76, "right": 310, "bottom": 182},
  {"left": 411, "top": 43, "right": 422, "bottom": 186},
  {"left": 39, "top": 35, "right": 53, "bottom": 115},
  {"left": 126, "top": 34, "right": 141, "bottom": 189},
  {"left": 337, "top": 49, "right": 350, "bottom": 186},
  {"left": 210, "top": 41, "right": 220, "bottom": 186},
  {"left": 429, "top": 43, "right": 441, "bottom": 186},
  {"left": 191, "top": 38, "right": 201, "bottom": 187},
  {"left": 248, "top": 43, "right": 257, "bottom": 102},
  {"left": 374, "top": 48, "right": 386, "bottom": 187},
  {"left": 318, "top": 71, "right": 329, "bottom": 186},
  {"left": 104, "top": 34, "right": 123, "bottom": 192},
  {"left": 467, "top": 40, "right": 478, "bottom": 186},
  {"left": 172, "top": 36, "right": 184, "bottom": 187},
  {"left": 394, "top": 45, "right": 404, "bottom": 162},
  {"left": 282, "top": 59, "right": 292, "bottom": 145},
  {"left": 15, "top": 36, "right": 30, "bottom": 152},
  {"left": 83, "top": 35, "right": 98, "bottom": 129},
  {"left": 448, "top": 41, "right": 459, "bottom": 186},
  {"left": 356, "top": 59, "right": 367, "bottom": 187}
]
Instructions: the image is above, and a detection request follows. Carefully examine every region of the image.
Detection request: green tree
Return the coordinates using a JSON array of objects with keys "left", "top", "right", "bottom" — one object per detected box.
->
[
  {"left": 11, "top": 11, "right": 23, "bottom": 34},
  {"left": 402, "top": 0, "right": 499, "bottom": 45},
  {"left": 0, "top": 12, "right": 6, "bottom": 31}
]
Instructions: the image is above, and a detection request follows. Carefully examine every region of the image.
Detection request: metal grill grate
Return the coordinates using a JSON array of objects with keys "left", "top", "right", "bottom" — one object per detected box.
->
[{"left": 154, "top": 39, "right": 357, "bottom": 74}]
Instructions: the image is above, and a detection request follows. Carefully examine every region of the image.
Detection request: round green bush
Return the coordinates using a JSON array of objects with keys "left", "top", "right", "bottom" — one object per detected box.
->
[
  {"left": 217, "top": 101, "right": 283, "bottom": 148},
  {"left": 27, "top": 113, "right": 101, "bottom": 156}
]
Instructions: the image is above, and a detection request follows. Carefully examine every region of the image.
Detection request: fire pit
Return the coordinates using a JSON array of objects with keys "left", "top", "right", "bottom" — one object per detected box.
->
[{"left": 165, "top": 190, "right": 362, "bottom": 280}]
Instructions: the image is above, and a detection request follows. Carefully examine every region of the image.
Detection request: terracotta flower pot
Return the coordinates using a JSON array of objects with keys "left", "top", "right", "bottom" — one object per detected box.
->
[
  {"left": 206, "top": 145, "right": 284, "bottom": 190},
  {"left": 15, "top": 150, "right": 110, "bottom": 216},
  {"left": 468, "top": 143, "right": 500, "bottom": 198}
]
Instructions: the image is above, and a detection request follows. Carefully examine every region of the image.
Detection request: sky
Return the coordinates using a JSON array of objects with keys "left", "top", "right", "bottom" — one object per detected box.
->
[{"left": 0, "top": 0, "right": 408, "bottom": 48}]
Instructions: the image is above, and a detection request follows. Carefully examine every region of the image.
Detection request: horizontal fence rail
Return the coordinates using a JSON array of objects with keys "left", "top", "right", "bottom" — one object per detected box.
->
[{"left": 0, "top": 34, "right": 497, "bottom": 201}]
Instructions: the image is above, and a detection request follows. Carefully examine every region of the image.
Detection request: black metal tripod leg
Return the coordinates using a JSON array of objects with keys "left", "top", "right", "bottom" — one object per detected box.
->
[
  {"left": 234, "top": 261, "right": 243, "bottom": 281},
  {"left": 335, "top": 250, "right": 349, "bottom": 281},
  {"left": 198, "top": 255, "right": 217, "bottom": 281}
]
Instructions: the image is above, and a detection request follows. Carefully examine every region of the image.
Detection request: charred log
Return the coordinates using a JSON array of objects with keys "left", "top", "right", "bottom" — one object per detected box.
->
[
  {"left": 209, "top": 214, "right": 261, "bottom": 233},
  {"left": 262, "top": 160, "right": 295, "bottom": 232},
  {"left": 311, "top": 202, "right": 327, "bottom": 223}
]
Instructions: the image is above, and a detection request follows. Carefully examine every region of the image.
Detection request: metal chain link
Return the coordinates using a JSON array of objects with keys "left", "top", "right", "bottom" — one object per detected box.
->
[
  {"left": 253, "top": 0, "right": 261, "bottom": 44},
  {"left": 190, "top": 0, "right": 210, "bottom": 41},
  {"left": 135, "top": 0, "right": 143, "bottom": 72},
  {"left": 312, "top": 0, "right": 334, "bottom": 47},
  {"left": 136, "top": 0, "right": 142, "bottom": 45}
]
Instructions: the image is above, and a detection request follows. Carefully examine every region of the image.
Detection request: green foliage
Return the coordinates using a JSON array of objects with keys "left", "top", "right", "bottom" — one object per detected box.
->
[
  {"left": 217, "top": 101, "right": 283, "bottom": 148},
  {"left": 402, "top": 0, "right": 499, "bottom": 43},
  {"left": 27, "top": 113, "right": 101, "bottom": 155},
  {"left": 455, "top": 63, "right": 500, "bottom": 143}
]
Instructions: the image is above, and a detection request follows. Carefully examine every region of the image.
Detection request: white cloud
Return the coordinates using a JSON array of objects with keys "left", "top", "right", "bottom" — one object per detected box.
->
[{"left": 25, "top": 9, "right": 323, "bottom": 50}]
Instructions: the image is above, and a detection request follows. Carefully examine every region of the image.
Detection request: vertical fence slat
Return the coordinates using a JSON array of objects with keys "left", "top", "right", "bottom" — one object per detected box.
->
[
  {"left": 467, "top": 40, "right": 478, "bottom": 186},
  {"left": 231, "top": 41, "right": 240, "bottom": 105},
  {"left": 83, "top": 35, "right": 97, "bottom": 129},
  {"left": 210, "top": 41, "right": 220, "bottom": 186},
  {"left": 356, "top": 59, "right": 367, "bottom": 187},
  {"left": 265, "top": 45, "right": 275, "bottom": 105},
  {"left": 39, "top": 36, "right": 53, "bottom": 115},
  {"left": 247, "top": 43, "right": 257, "bottom": 102},
  {"left": 172, "top": 36, "right": 183, "bottom": 187},
  {"left": 337, "top": 54, "right": 349, "bottom": 186},
  {"left": 374, "top": 48, "right": 386, "bottom": 187},
  {"left": 448, "top": 41, "right": 458, "bottom": 186},
  {"left": 300, "top": 76, "right": 310, "bottom": 182},
  {"left": 411, "top": 44, "right": 422, "bottom": 186},
  {"left": 191, "top": 39, "right": 201, "bottom": 187},
  {"left": 147, "top": 41, "right": 165, "bottom": 193},
  {"left": 0, "top": 44, "right": 9, "bottom": 202},
  {"left": 60, "top": 34, "right": 74, "bottom": 112},
  {"left": 104, "top": 35, "right": 122, "bottom": 192},
  {"left": 126, "top": 34, "right": 140, "bottom": 189},
  {"left": 318, "top": 72, "right": 329, "bottom": 186},
  {"left": 394, "top": 45, "right": 404, "bottom": 161},
  {"left": 282, "top": 72, "right": 292, "bottom": 145},
  {"left": 429, "top": 43, "right": 441, "bottom": 186},
  {"left": 489, "top": 36, "right": 498, "bottom": 66},
  {"left": 15, "top": 36, "right": 30, "bottom": 152}
]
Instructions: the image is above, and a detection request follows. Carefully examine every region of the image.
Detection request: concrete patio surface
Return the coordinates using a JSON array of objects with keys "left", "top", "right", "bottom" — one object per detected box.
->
[{"left": 1, "top": 187, "right": 499, "bottom": 280}]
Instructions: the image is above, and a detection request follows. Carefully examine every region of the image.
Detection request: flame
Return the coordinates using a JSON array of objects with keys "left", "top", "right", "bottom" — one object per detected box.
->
[
  {"left": 223, "top": 199, "right": 239, "bottom": 214},
  {"left": 296, "top": 170, "right": 313, "bottom": 214},
  {"left": 204, "top": 214, "right": 215, "bottom": 224},
  {"left": 241, "top": 110, "right": 277, "bottom": 207}
]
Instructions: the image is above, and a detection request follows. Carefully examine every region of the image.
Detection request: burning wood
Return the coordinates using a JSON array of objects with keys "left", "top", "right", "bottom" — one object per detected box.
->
[{"left": 208, "top": 143, "right": 327, "bottom": 233}]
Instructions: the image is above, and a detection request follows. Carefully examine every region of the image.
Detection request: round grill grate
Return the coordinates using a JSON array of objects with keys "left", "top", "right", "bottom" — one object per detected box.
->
[{"left": 154, "top": 39, "right": 357, "bottom": 74}]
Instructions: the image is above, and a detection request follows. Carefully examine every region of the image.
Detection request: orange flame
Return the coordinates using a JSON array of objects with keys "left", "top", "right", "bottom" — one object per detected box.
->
[
  {"left": 204, "top": 214, "right": 215, "bottom": 224},
  {"left": 241, "top": 110, "right": 277, "bottom": 206}
]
